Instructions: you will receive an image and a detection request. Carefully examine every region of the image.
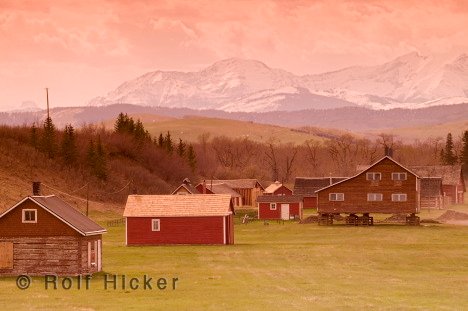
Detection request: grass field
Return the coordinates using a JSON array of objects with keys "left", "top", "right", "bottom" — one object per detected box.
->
[{"left": 0, "top": 204, "right": 467, "bottom": 310}]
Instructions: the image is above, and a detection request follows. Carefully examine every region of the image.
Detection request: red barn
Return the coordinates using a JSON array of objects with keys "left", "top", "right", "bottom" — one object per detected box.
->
[
  {"left": 256, "top": 195, "right": 303, "bottom": 220},
  {"left": 0, "top": 195, "right": 106, "bottom": 276},
  {"left": 264, "top": 181, "right": 293, "bottom": 196},
  {"left": 124, "top": 194, "right": 234, "bottom": 245}
]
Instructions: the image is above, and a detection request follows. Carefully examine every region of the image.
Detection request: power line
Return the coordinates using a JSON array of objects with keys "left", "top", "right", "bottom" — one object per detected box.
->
[{"left": 41, "top": 182, "right": 89, "bottom": 202}]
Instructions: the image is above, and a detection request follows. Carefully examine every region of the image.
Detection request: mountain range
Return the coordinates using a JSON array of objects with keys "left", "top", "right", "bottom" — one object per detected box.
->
[{"left": 89, "top": 52, "right": 468, "bottom": 112}]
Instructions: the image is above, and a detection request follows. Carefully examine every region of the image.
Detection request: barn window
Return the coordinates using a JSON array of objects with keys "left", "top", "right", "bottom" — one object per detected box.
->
[
  {"left": 366, "top": 172, "right": 381, "bottom": 181},
  {"left": 152, "top": 219, "right": 160, "bottom": 231},
  {"left": 392, "top": 194, "right": 407, "bottom": 202},
  {"left": 329, "top": 193, "right": 344, "bottom": 201},
  {"left": 22, "top": 209, "right": 37, "bottom": 223},
  {"left": 367, "top": 193, "right": 383, "bottom": 201},
  {"left": 392, "top": 173, "right": 407, "bottom": 181},
  {"left": 270, "top": 203, "right": 277, "bottom": 210}
]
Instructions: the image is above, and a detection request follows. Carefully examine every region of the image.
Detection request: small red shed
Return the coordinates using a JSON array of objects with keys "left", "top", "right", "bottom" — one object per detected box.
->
[
  {"left": 124, "top": 194, "right": 234, "bottom": 245},
  {"left": 256, "top": 195, "right": 303, "bottom": 220},
  {"left": 0, "top": 195, "right": 106, "bottom": 276},
  {"left": 264, "top": 181, "right": 293, "bottom": 196}
]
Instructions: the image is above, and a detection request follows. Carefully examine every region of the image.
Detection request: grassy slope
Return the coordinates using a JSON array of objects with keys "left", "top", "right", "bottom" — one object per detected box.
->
[
  {"left": 103, "top": 114, "right": 340, "bottom": 144},
  {"left": 371, "top": 119, "right": 468, "bottom": 142},
  {"left": 0, "top": 201, "right": 467, "bottom": 310}
]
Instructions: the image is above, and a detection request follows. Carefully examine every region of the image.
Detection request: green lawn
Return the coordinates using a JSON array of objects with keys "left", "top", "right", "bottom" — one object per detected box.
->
[{"left": 0, "top": 208, "right": 467, "bottom": 310}]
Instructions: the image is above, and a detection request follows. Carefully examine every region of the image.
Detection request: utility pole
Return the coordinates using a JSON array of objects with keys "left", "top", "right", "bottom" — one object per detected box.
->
[
  {"left": 45, "top": 87, "right": 50, "bottom": 119},
  {"left": 86, "top": 183, "right": 89, "bottom": 216}
]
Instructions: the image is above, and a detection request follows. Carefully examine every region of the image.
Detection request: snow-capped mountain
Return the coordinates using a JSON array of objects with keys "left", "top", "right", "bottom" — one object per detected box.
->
[{"left": 89, "top": 53, "right": 468, "bottom": 112}]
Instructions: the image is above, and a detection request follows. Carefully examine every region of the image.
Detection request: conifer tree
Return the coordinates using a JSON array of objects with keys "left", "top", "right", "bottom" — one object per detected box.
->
[
  {"left": 460, "top": 130, "right": 468, "bottom": 171},
  {"left": 30, "top": 122, "right": 39, "bottom": 150},
  {"left": 158, "top": 133, "right": 164, "bottom": 148},
  {"left": 94, "top": 136, "right": 108, "bottom": 180},
  {"left": 61, "top": 124, "right": 77, "bottom": 166},
  {"left": 41, "top": 116, "right": 56, "bottom": 158},
  {"left": 165, "top": 131, "right": 173, "bottom": 154},
  {"left": 177, "top": 138, "right": 186, "bottom": 157},
  {"left": 187, "top": 144, "right": 197, "bottom": 172},
  {"left": 443, "top": 133, "right": 457, "bottom": 165}
]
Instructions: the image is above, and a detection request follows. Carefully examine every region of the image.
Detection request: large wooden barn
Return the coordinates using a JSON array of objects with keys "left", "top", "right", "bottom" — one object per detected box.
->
[
  {"left": 0, "top": 195, "right": 106, "bottom": 276},
  {"left": 204, "top": 179, "right": 264, "bottom": 206},
  {"left": 124, "top": 194, "right": 234, "bottom": 245},
  {"left": 195, "top": 182, "right": 243, "bottom": 207},
  {"left": 256, "top": 195, "right": 303, "bottom": 220},
  {"left": 264, "top": 181, "right": 293, "bottom": 196},
  {"left": 316, "top": 156, "right": 421, "bottom": 225},
  {"left": 293, "top": 177, "right": 347, "bottom": 209},
  {"left": 410, "top": 165, "right": 465, "bottom": 206}
]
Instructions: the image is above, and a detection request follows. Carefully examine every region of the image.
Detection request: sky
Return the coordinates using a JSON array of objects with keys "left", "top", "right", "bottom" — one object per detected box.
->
[{"left": 1, "top": 0, "right": 467, "bottom": 111}]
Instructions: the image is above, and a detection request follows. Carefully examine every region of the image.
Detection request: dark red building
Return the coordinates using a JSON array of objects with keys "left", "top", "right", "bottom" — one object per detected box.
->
[
  {"left": 124, "top": 194, "right": 234, "bottom": 245},
  {"left": 0, "top": 195, "right": 106, "bottom": 276},
  {"left": 256, "top": 195, "right": 303, "bottom": 220},
  {"left": 293, "top": 177, "right": 347, "bottom": 209},
  {"left": 264, "top": 181, "right": 293, "bottom": 196}
]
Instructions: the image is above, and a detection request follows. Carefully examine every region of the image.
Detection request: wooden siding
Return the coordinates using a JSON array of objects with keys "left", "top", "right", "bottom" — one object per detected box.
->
[
  {"left": 420, "top": 196, "right": 443, "bottom": 210},
  {"left": 317, "top": 158, "right": 420, "bottom": 214},
  {"left": 126, "top": 216, "right": 231, "bottom": 245},
  {"left": 258, "top": 202, "right": 302, "bottom": 220},
  {"left": 0, "top": 235, "right": 102, "bottom": 276},
  {"left": 235, "top": 187, "right": 263, "bottom": 206},
  {"left": 303, "top": 197, "right": 317, "bottom": 209},
  {"left": 0, "top": 200, "right": 81, "bottom": 237}
]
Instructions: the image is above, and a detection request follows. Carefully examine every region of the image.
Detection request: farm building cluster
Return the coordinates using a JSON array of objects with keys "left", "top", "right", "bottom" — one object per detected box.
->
[{"left": 0, "top": 156, "right": 465, "bottom": 276}]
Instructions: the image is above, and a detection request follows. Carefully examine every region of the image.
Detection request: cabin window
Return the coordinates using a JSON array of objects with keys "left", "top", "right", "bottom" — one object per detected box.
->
[
  {"left": 391, "top": 194, "right": 407, "bottom": 202},
  {"left": 88, "top": 241, "right": 97, "bottom": 268},
  {"left": 329, "top": 193, "right": 344, "bottom": 201},
  {"left": 392, "top": 173, "right": 407, "bottom": 181},
  {"left": 270, "top": 203, "right": 277, "bottom": 210},
  {"left": 366, "top": 172, "right": 381, "bottom": 181},
  {"left": 367, "top": 193, "right": 383, "bottom": 201},
  {"left": 22, "top": 209, "right": 37, "bottom": 223},
  {"left": 152, "top": 219, "right": 160, "bottom": 231}
]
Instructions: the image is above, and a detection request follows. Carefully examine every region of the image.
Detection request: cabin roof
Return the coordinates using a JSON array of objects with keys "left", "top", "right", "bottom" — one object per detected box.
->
[
  {"left": 409, "top": 165, "right": 464, "bottom": 187},
  {"left": 123, "top": 194, "right": 234, "bottom": 217},
  {"left": 204, "top": 179, "right": 264, "bottom": 190},
  {"left": 293, "top": 177, "right": 347, "bottom": 196},
  {"left": 197, "top": 183, "right": 241, "bottom": 197},
  {"left": 264, "top": 181, "right": 289, "bottom": 194},
  {"left": 316, "top": 156, "right": 420, "bottom": 193},
  {"left": 0, "top": 195, "right": 106, "bottom": 236},
  {"left": 256, "top": 195, "right": 303, "bottom": 203}
]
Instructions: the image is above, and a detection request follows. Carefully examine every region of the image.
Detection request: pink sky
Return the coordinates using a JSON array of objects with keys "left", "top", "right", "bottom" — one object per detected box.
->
[{"left": 1, "top": 0, "right": 467, "bottom": 110}]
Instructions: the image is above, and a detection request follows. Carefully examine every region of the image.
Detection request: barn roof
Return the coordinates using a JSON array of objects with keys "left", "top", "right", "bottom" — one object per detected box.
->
[
  {"left": 316, "top": 156, "right": 420, "bottom": 193},
  {"left": 409, "top": 165, "right": 464, "bottom": 187},
  {"left": 198, "top": 183, "right": 241, "bottom": 198},
  {"left": 123, "top": 194, "right": 234, "bottom": 217},
  {"left": 420, "top": 178, "right": 443, "bottom": 196},
  {"left": 293, "top": 177, "right": 347, "bottom": 196},
  {"left": 256, "top": 195, "right": 303, "bottom": 203},
  {"left": 0, "top": 195, "right": 106, "bottom": 236},
  {"left": 264, "top": 181, "right": 286, "bottom": 194},
  {"left": 204, "top": 179, "right": 264, "bottom": 190}
]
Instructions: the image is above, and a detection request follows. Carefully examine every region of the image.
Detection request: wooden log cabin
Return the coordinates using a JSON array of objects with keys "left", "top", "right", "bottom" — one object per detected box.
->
[
  {"left": 124, "top": 194, "right": 234, "bottom": 245},
  {"left": 419, "top": 177, "right": 444, "bottom": 210},
  {"left": 0, "top": 193, "right": 106, "bottom": 276},
  {"left": 409, "top": 165, "right": 465, "bottom": 206},
  {"left": 204, "top": 179, "right": 264, "bottom": 206},
  {"left": 316, "top": 156, "right": 421, "bottom": 225}
]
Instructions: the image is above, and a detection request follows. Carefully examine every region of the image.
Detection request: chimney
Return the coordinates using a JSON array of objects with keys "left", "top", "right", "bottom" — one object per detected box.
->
[
  {"left": 202, "top": 180, "right": 207, "bottom": 194},
  {"left": 32, "top": 181, "right": 41, "bottom": 196},
  {"left": 385, "top": 146, "right": 394, "bottom": 157}
]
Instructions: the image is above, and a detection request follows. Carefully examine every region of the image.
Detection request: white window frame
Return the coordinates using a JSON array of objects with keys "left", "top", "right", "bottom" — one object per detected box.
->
[
  {"left": 151, "top": 219, "right": 161, "bottom": 231},
  {"left": 367, "top": 193, "right": 383, "bottom": 201},
  {"left": 270, "top": 203, "right": 277, "bottom": 210},
  {"left": 22, "top": 209, "right": 37, "bottom": 223},
  {"left": 392, "top": 172, "right": 407, "bottom": 181},
  {"left": 366, "top": 172, "right": 381, "bottom": 181},
  {"left": 391, "top": 194, "right": 407, "bottom": 202},
  {"left": 329, "top": 193, "right": 344, "bottom": 201}
]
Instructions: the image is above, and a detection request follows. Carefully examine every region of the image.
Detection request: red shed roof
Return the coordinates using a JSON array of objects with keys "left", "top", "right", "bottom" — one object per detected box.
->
[
  {"left": 0, "top": 195, "right": 106, "bottom": 236},
  {"left": 124, "top": 194, "right": 234, "bottom": 217},
  {"left": 256, "top": 195, "right": 303, "bottom": 203}
]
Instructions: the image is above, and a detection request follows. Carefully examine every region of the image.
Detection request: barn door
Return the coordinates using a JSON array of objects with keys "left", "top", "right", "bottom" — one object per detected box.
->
[
  {"left": 281, "top": 204, "right": 290, "bottom": 220},
  {"left": 0, "top": 242, "right": 13, "bottom": 269}
]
